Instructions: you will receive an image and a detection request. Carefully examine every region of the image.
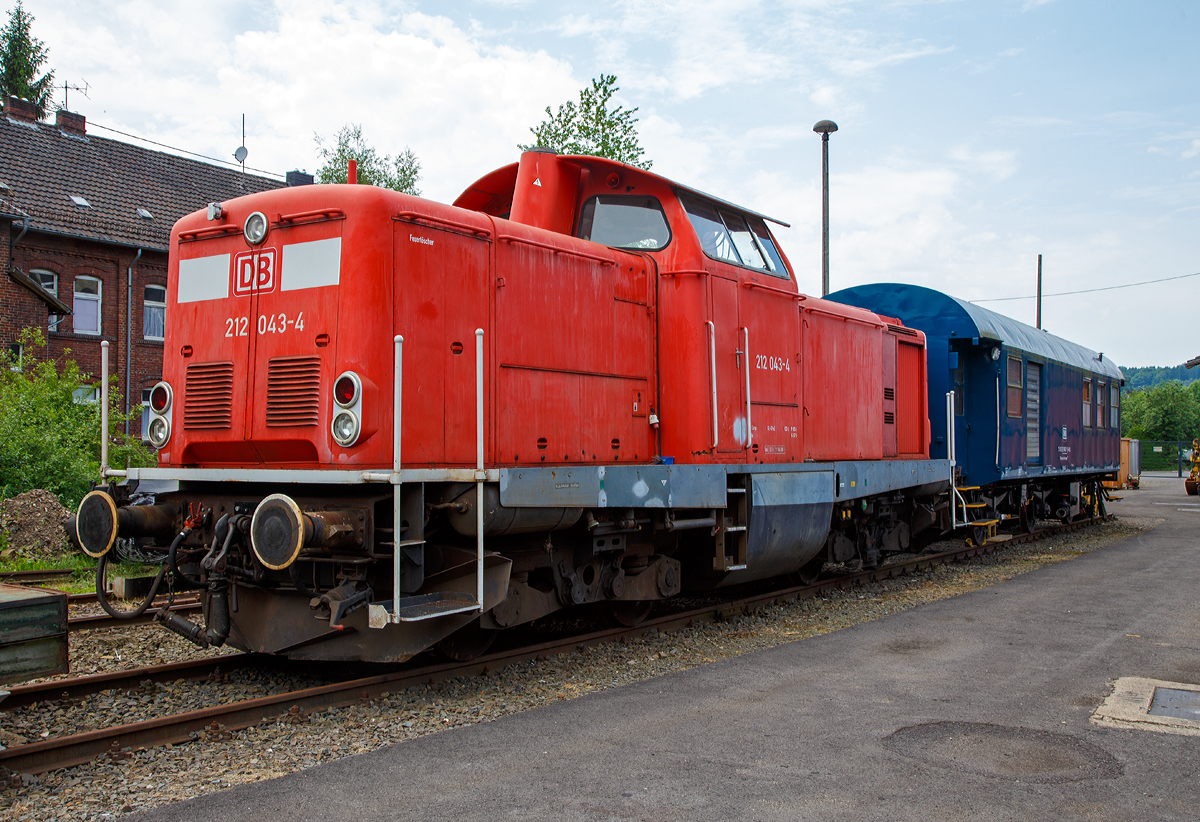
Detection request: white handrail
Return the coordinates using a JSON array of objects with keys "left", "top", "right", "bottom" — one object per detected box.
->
[
  {"left": 475, "top": 328, "right": 485, "bottom": 612},
  {"left": 393, "top": 334, "right": 403, "bottom": 622},
  {"left": 99, "top": 341, "right": 126, "bottom": 479},
  {"left": 742, "top": 327, "right": 752, "bottom": 449},
  {"left": 100, "top": 341, "right": 109, "bottom": 474},
  {"left": 947, "top": 391, "right": 957, "bottom": 529},
  {"left": 707, "top": 321, "right": 718, "bottom": 448}
]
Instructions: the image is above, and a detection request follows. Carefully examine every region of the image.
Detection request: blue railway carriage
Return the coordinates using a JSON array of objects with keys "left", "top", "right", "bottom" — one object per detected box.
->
[{"left": 828, "top": 284, "right": 1122, "bottom": 535}]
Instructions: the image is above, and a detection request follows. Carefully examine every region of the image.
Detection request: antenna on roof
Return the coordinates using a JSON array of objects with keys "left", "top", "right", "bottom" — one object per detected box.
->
[
  {"left": 61, "top": 79, "right": 90, "bottom": 112},
  {"left": 233, "top": 114, "right": 248, "bottom": 177}
]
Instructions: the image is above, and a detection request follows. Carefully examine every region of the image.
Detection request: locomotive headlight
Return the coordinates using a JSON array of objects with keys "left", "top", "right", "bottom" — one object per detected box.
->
[
  {"left": 334, "top": 372, "right": 361, "bottom": 407},
  {"left": 991, "top": 347, "right": 1001, "bottom": 361},
  {"left": 331, "top": 410, "right": 360, "bottom": 446},
  {"left": 148, "top": 416, "right": 171, "bottom": 449},
  {"left": 149, "top": 381, "right": 172, "bottom": 413},
  {"left": 244, "top": 211, "right": 269, "bottom": 245}
]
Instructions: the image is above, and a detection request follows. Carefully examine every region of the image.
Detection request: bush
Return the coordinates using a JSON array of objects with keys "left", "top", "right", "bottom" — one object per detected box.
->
[{"left": 0, "top": 328, "right": 155, "bottom": 509}]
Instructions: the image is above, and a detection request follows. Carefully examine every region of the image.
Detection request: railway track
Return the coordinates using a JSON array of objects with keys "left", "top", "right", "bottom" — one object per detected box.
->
[
  {"left": 0, "top": 568, "right": 78, "bottom": 585},
  {"left": 0, "top": 515, "right": 1111, "bottom": 776}
]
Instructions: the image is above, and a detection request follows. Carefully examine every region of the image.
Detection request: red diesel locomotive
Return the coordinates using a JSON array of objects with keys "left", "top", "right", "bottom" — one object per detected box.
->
[{"left": 73, "top": 149, "right": 950, "bottom": 662}]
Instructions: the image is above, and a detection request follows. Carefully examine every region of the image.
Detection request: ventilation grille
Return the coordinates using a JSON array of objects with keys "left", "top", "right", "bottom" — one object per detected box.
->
[
  {"left": 884, "top": 388, "right": 895, "bottom": 401},
  {"left": 266, "top": 356, "right": 321, "bottom": 427},
  {"left": 184, "top": 362, "right": 234, "bottom": 429},
  {"left": 884, "top": 412, "right": 896, "bottom": 425},
  {"left": 887, "top": 323, "right": 919, "bottom": 337}
]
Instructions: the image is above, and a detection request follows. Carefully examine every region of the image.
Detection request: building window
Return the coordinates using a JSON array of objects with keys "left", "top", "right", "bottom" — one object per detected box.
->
[
  {"left": 72, "top": 386, "right": 100, "bottom": 404},
  {"left": 33, "top": 270, "right": 63, "bottom": 331},
  {"left": 73, "top": 277, "right": 102, "bottom": 335},
  {"left": 1082, "top": 378, "right": 1092, "bottom": 427},
  {"left": 143, "top": 285, "right": 166, "bottom": 341},
  {"left": 8, "top": 343, "right": 21, "bottom": 372},
  {"left": 1110, "top": 384, "right": 1120, "bottom": 430},
  {"left": 141, "top": 388, "right": 153, "bottom": 440},
  {"left": 1006, "top": 356, "right": 1022, "bottom": 418}
]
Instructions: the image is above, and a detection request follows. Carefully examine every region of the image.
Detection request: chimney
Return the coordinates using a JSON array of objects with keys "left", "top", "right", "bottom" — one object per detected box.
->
[
  {"left": 286, "top": 170, "right": 314, "bottom": 187},
  {"left": 56, "top": 109, "right": 86, "bottom": 136},
  {"left": 5, "top": 96, "right": 38, "bottom": 122}
]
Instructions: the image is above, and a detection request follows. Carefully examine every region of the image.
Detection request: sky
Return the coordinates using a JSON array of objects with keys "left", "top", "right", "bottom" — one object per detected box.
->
[{"left": 19, "top": 0, "right": 1199, "bottom": 368}]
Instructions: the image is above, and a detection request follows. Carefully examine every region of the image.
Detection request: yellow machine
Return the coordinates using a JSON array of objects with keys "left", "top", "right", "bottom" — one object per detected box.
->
[{"left": 1187, "top": 438, "right": 1199, "bottom": 496}]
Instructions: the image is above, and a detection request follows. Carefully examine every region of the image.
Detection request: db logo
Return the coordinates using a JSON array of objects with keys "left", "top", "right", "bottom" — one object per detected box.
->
[{"left": 233, "top": 249, "right": 277, "bottom": 296}]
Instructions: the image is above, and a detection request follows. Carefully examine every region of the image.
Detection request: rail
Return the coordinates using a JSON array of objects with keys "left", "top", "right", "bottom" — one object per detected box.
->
[
  {"left": 475, "top": 328, "right": 485, "bottom": 611},
  {"left": 496, "top": 234, "right": 615, "bottom": 266},
  {"left": 99, "top": 342, "right": 125, "bottom": 479},
  {"left": 743, "top": 327, "right": 752, "bottom": 449},
  {"left": 706, "top": 321, "right": 718, "bottom": 448},
  {"left": 276, "top": 207, "right": 345, "bottom": 225},
  {"left": 742, "top": 280, "right": 807, "bottom": 300},
  {"left": 395, "top": 211, "right": 491, "bottom": 238}
]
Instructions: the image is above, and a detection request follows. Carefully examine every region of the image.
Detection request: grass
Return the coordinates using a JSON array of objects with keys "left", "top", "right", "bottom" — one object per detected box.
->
[{"left": 0, "top": 552, "right": 169, "bottom": 595}]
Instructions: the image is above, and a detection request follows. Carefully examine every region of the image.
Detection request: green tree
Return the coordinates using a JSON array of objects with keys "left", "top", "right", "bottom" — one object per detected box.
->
[
  {"left": 314, "top": 124, "right": 421, "bottom": 194},
  {"left": 0, "top": 328, "right": 153, "bottom": 509},
  {"left": 521, "top": 74, "right": 651, "bottom": 169},
  {"left": 0, "top": 1, "right": 54, "bottom": 118},
  {"left": 1121, "top": 380, "right": 1200, "bottom": 442}
]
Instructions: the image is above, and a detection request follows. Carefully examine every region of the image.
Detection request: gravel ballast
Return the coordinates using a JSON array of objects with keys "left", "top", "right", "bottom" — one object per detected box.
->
[{"left": 0, "top": 516, "right": 1154, "bottom": 820}]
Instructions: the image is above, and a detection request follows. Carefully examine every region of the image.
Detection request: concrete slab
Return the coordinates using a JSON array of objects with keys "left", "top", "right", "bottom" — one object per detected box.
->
[{"left": 134, "top": 477, "right": 1200, "bottom": 821}]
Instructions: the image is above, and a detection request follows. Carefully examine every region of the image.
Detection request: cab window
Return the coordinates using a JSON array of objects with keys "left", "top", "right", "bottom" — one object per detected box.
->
[
  {"left": 680, "top": 194, "right": 789, "bottom": 279},
  {"left": 680, "top": 195, "right": 739, "bottom": 263},
  {"left": 577, "top": 196, "right": 671, "bottom": 250}
]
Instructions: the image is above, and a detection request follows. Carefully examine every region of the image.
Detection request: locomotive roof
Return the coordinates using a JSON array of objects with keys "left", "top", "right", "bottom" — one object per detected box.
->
[
  {"left": 827, "top": 283, "right": 1124, "bottom": 381},
  {"left": 453, "top": 154, "right": 791, "bottom": 227}
]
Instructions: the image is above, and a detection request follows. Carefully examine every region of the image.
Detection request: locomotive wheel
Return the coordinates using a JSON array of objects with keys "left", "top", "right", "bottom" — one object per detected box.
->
[
  {"left": 604, "top": 600, "right": 653, "bottom": 628},
  {"left": 1020, "top": 504, "right": 1040, "bottom": 534},
  {"left": 792, "top": 554, "right": 826, "bottom": 586},
  {"left": 436, "top": 619, "right": 497, "bottom": 662}
]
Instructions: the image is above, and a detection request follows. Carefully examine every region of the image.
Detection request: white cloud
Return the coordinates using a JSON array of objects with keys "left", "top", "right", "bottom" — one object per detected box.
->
[
  {"left": 949, "top": 146, "right": 1017, "bottom": 182},
  {"left": 1184, "top": 139, "right": 1200, "bottom": 159},
  {"left": 35, "top": 0, "right": 581, "bottom": 201}
]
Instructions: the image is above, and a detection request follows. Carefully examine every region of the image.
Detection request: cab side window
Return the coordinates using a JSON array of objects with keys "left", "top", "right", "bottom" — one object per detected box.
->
[
  {"left": 577, "top": 196, "right": 671, "bottom": 250},
  {"left": 679, "top": 194, "right": 789, "bottom": 279}
]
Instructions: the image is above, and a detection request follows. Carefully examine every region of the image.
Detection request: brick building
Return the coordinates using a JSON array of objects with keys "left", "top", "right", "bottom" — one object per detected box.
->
[{"left": 0, "top": 96, "right": 305, "bottom": 442}]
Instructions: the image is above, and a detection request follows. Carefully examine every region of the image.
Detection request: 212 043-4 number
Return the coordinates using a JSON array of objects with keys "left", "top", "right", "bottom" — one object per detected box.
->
[
  {"left": 225, "top": 312, "right": 304, "bottom": 337},
  {"left": 755, "top": 354, "right": 790, "bottom": 372}
]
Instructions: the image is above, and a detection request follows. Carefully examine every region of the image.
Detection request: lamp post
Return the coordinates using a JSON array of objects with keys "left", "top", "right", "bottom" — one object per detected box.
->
[{"left": 813, "top": 119, "right": 838, "bottom": 297}]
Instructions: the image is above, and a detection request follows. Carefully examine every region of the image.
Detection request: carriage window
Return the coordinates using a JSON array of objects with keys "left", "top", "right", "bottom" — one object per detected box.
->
[
  {"left": 680, "top": 195, "right": 740, "bottom": 264},
  {"left": 1110, "top": 384, "right": 1119, "bottom": 430},
  {"left": 577, "top": 196, "right": 671, "bottom": 250},
  {"left": 1082, "top": 379, "right": 1092, "bottom": 427},
  {"left": 1097, "top": 381, "right": 1106, "bottom": 429},
  {"left": 952, "top": 360, "right": 965, "bottom": 416},
  {"left": 1006, "top": 356, "right": 1022, "bottom": 418}
]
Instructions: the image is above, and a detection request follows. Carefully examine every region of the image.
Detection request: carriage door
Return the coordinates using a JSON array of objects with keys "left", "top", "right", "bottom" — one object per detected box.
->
[{"left": 1026, "top": 362, "right": 1042, "bottom": 465}]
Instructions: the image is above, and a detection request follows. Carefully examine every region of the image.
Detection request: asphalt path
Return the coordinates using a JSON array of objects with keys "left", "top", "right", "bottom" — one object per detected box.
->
[{"left": 135, "top": 477, "right": 1200, "bottom": 821}]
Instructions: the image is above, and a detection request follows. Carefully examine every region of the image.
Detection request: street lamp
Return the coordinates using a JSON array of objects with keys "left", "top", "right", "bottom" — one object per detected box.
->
[{"left": 813, "top": 119, "right": 838, "bottom": 297}]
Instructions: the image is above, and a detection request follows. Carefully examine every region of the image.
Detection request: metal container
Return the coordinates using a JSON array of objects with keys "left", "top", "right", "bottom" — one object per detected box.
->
[{"left": 0, "top": 583, "right": 68, "bottom": 687}]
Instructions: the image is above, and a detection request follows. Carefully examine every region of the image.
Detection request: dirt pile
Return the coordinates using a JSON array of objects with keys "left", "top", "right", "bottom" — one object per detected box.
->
[{"left": 0, "top": 489, "right": 72, "bottom": 559}]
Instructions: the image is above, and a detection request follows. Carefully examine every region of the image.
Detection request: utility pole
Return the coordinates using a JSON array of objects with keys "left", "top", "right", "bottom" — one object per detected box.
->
[
  {"left": 813, "top": 120, "right": 838, "bottom": 297},
  {"left": 1036, "top": 254, "right": 1043, "bottom": 330}
]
